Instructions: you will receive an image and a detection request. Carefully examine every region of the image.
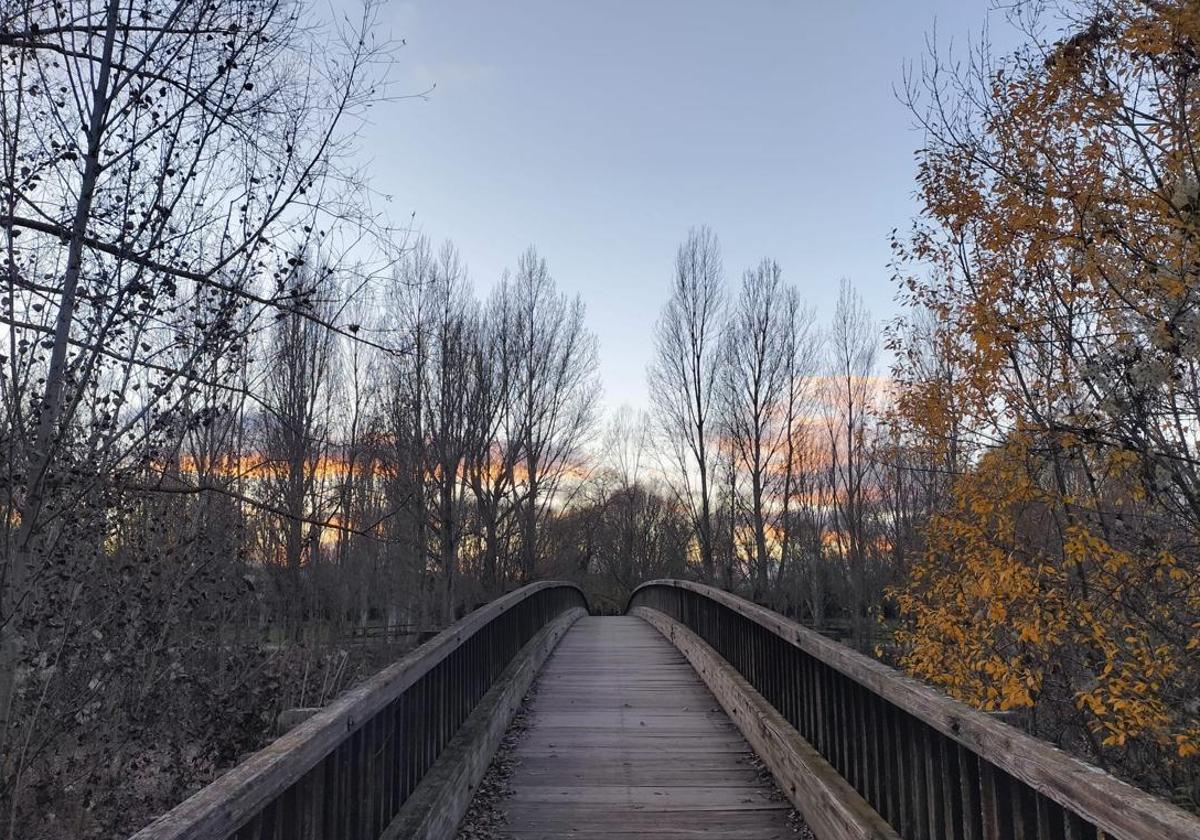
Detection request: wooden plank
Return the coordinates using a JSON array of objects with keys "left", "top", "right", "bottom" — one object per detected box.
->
[
  {"left": 979, "top": 762, "right": 1002, "bottom": 839},
  {"left": 629, "top": 580, "right": 1200, "bottom": 840},
  {"left": 1012, "top": 779, "right": 1037, "bottom": 840},
  {"left": 1036, "top": 793, "right": 1063, "bottom": 840},
  {"left": 867, "top": 694, "right": 883, "bottom": 815},
  {"left": 925, "top": 725, "right": 945, "bottom": 840},
  {"left": 939, "top": 732, "right": 963, "bottom": 840},
  {"left": 879, "top": 702, "right": 898, "bottom": 825},
  {"left": 897, "top": 710, "right": 914, "bottom": 837},
  {"left": 508, "top": 785, "right": 787, "bottom": 809},
  {"left": 502, "top": 809, "right": 796, "bottom": 839},
  {"left": 502, "top": 616, "right": 795, "bottom": 839},
  {"left": 633, "top": 608, "right": 899, "bottom": 840},
  {"left": 959, "top": 744, "right": 982, "bottom": 840},
  {"left": 512, "top": 756, "right": 766, "bottom": 787}
]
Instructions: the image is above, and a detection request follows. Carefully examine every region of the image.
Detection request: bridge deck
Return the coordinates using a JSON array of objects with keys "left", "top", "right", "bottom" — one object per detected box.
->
[{"left": 502, "top": 615, "right": 796, "bottom": 839}]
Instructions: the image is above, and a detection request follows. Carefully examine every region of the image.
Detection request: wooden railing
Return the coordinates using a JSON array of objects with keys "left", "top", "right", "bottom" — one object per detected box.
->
[
  {"left": 628, "top": 579, "right": 1200, "bottom": 840},
  {"left": 130, "top": 581, "right": 588, "bottom": 840}
]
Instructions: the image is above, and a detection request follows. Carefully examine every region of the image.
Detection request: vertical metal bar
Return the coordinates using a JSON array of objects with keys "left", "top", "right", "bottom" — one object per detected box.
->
[
  {"left": 1065, "top": 812, "right": 1097, "bottom": 840},
  {"left": 836, "top": 672, "right": 849, "bottom": 776},
  {"left": 347, "top": 727, "right": 362, "bottom": 840},
  {"left": 258, "top": 801, "right": 278, "bottom": 840},
  {"left": 234, "top": 813, "right": 261, "bottom": 840}
]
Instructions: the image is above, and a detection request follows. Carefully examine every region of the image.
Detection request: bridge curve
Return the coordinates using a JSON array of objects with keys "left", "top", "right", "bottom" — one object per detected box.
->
[{"left": 125, "top": 579, "right": 1200, "bottom": 840}]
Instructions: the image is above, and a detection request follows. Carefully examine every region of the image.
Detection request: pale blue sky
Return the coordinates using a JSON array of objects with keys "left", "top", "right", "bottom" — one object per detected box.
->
[{"left": 348, "top": 1, "right": 1015, "bottom": 410}]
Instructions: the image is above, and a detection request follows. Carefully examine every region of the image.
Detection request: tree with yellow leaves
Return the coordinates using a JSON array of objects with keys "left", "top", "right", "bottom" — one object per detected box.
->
[{"left": 891, "top": 0, "right": 1200, "bottom": 803}]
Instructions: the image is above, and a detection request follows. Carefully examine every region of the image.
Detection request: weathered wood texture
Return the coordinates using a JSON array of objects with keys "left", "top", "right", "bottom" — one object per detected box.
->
[
  {"left": 501, "top": 616, "right": 796, "bottom": 839},
  {"left": 633, "top": 606, "right": 898, "bottom": 840},
  {"left": 629, "top": 580, "right": 1200, "bottom": 840},
  {"left": 381, "top": 607, "right": 585, "bottom": 840},
  {"left": 127, "top": 582, "right": 588, "bottom": 840}
]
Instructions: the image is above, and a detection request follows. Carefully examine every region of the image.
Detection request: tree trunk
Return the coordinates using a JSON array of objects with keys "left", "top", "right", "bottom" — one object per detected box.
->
[{"left": 3, "top": 0, "right": 120, "bottom": 730}]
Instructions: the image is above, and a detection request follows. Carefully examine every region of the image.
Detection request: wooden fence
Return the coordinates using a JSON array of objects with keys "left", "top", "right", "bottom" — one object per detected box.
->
[
  {"left": 129, "top": 581, "right": 588, "bottom": 840},
  {"left": 628, "top": 579, "right": 1200, "bottom": 840}
]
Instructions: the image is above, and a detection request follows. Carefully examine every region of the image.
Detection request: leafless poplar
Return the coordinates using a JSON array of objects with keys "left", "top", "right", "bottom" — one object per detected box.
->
[{"left": 647, "top": 226, "right": 724, "bottom": 581}]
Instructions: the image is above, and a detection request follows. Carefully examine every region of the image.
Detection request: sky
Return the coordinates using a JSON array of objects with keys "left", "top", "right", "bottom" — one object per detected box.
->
[{"left": 340, "top": 1, "right": 1018, "bottom": 412}]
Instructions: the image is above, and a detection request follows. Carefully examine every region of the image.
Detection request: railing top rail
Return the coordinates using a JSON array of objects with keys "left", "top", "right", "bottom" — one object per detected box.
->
[
  {"left": 628, "top": 578, "right": 1200, "bottom": 840},
  {"left": 132, "top": 581, "right": 587, "bottom": 840}
]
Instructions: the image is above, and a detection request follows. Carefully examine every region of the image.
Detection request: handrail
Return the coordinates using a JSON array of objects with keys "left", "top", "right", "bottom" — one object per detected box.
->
[
  {"left": 628, "top": 579, "right": 1200, "bottom": 840},
  {"left": 131, "top": 581, "right": 589, "bottom": 840}
]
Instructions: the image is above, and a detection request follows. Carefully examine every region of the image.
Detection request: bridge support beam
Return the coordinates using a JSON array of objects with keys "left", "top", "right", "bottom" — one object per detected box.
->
[
  {"left": 382, "top": 606, "right": 587, "bottom": 840},
  {"left": 632, "top": 606, "right": 900, "bottom": 840}
]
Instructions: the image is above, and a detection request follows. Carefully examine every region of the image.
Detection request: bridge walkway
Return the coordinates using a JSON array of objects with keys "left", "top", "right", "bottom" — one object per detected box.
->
[{"left": 502, "top": 615, "right": 797, "bottom": 839}]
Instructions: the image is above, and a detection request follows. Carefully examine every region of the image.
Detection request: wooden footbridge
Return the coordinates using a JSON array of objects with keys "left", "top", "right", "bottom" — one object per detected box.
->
[{"left": 129, "top": 581, "right": 1200, "bottom": 840}]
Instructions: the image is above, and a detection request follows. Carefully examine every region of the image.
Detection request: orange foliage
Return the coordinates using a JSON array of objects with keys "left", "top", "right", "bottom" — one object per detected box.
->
[{"left": 891, "top": 0, "right": 1200, "bottom": 775}]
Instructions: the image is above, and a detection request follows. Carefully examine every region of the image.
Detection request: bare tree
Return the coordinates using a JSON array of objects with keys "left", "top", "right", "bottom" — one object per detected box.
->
[
  {"left": 510, "top": 248, "right": 599, "bottom": 582},
  {"left": 784, "top": 427, "right": 835, "bottom": 626},
  {"left": 773, "top": 291, "right": 819, "bottom": 601},
  {"left": 260, "top": 266, "right": 339, "bottom": 639},
  {"left": 465, "top": 276, "right": 523, "bottom": 594},
  {"left": 0, "top": 0, "right": 389, "bottom": 831},
  {"left": 329, "top": 294, "right": 386, "bottom": 634},
  {"left": 648, "top": 227, "right": 725, "bottom": 580},
  {"left": 421, "top": 242, "right": 478, "bottom": 620},
  {"left": 384, "top": 239, "right": 436, "bottom": 625},
  {"left": 721, "top": 260, "right": 796, "bottom": 599},
  {"left": 546, "top": 407, "right": 691, "bottom": 611},
  {"left": 823, "top": 279, "right": 879, "bottom": 648}
]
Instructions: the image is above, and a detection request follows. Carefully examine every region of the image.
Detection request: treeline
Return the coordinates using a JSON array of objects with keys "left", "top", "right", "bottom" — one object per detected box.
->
[
  {"left": 628, "top": 227, "right": 904, "bottom": 639},
  {"left": 254, "top": 240, "right": 599, "bottom": 638}
]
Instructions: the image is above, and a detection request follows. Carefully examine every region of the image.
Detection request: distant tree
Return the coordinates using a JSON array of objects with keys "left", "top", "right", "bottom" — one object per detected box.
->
[
  {"left": 772, "top": 288, "right": 819, "bottom": 605},
  {"left": 823, "top": 280, "right": 879, "bottom": 648},
  {"left": 421, "top": 243, "right": 479, "bottom": 620},
  {"left": 721, "top": 259, "right": 800, "bottom": 600},
  {"left": 384, "top": 240, "right": 437, "bottom": 624},
  {"left": 509, "top": 248, "right": 599, "bottom": 582},
  {"left": 547, "top": 409, "right": 691, "bottom": 611},
  {"left": 329, "top": 295, "right": 388, "bottom": 632},
  {"left": 465, "top": 277, "right": 524, "bottom": 594},
  {"left": 260, "top": 266, "right": 339, "bottom": 639},
  {"left": 648, "top": 227, "right": 725, "bottom": 581}
]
